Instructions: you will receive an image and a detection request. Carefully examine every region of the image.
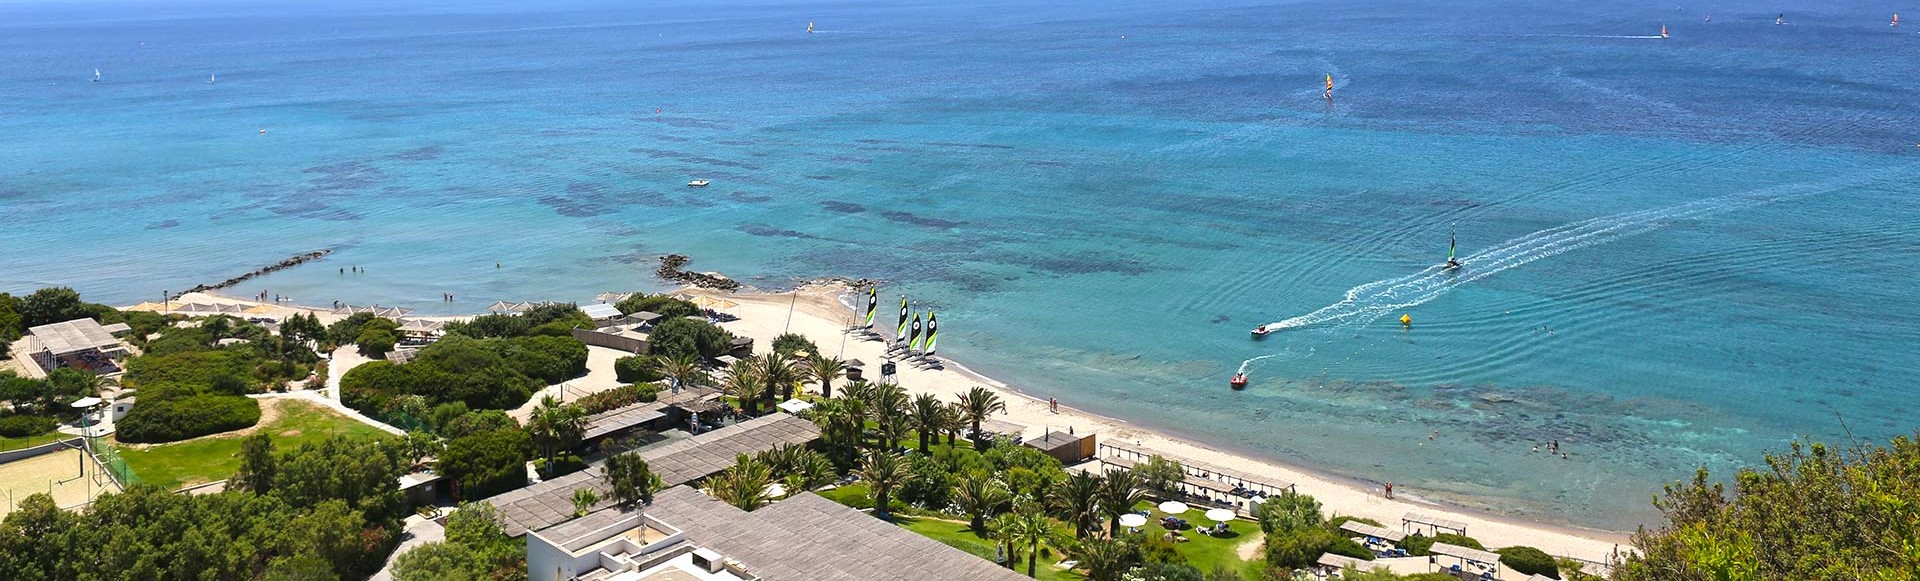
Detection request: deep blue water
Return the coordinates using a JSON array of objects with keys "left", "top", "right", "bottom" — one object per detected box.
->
[{"left": 5, "top": 0, "right": 1919, "bottom": 529}]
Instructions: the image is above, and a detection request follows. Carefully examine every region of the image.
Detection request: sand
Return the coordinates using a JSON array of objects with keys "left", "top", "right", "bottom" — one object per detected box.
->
[
  {"left": 0, "top": 446, "right": 120, "bottom": 518},
  {"left": 689, "top": 283, "right": 1630, "bottom": 565}
]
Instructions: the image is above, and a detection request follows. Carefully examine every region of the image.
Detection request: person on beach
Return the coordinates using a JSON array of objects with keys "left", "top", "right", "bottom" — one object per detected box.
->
[
  {"left": 1049, "top": 397, "right": 1059, "bottom": 413},
  {"left": 1384, "top": 482, "right": 1394, "bottom": 499}
]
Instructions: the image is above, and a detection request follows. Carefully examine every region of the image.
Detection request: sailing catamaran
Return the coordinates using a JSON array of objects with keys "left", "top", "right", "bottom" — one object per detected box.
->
[
  {"left": 92, "top": 69, "right": 101, "bottom": 83},
  {"left": 1323, "top": 74, "right": 1334, "bottom": 100},
  {"left": 1660, "top": 25, "right": 1669, "bottom": 39},
  {"left": 806, "top": 21, "right": 815, "bottom": 34},
  {"left": 208, "top": 74, "right": 217, "bottom": 85},
  {"left": 1895, "top": 13, "right": 1901, "bottom": 27},
  {"left": 1445, "top": 227, "right": 1462, "bottom": 269}
]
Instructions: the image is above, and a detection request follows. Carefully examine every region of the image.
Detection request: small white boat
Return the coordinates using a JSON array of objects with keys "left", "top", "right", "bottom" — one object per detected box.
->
[
  {"left": 208, "top": 74, "right": 216, "bottom": 85},
  {"left": 687, "top": 180, "right": 711, "bottom": 188},
  {"left": 93, "top": 69, "right": 101, "bottom": 83}
]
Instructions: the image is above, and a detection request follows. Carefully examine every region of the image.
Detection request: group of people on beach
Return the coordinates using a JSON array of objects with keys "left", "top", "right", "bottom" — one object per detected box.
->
[{"left": 255, "top": 290, "right": 289, "bottom": 303}]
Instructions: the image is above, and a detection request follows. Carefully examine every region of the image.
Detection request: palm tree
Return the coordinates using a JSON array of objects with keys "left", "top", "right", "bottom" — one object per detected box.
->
[
  {"left": 722, "top": 363, "right": 763, "bottom": 416},
  {"left": 940, "top": 402, "right": 966, "bottom": 446},
  {"left": 1050, "top": 472, "right": 1104, "bottom": 540},
  {"left": 659, "top": 354, "right": 705, "bottom": 393},
  {"left": 705, "top": 454, "right": 773, "bottom": 511},
  {"left": 958, "top": 386, "right": 1006, "bottom": 448},
  {"left": 527, "top": 395, "right": 586, "bottom": 473},
  {"left": 1010, "top": 508, "right": 1057, "bottom": 577},
  {"left": 758, "top": 352, "right": 800, "bottom": 407},
  {"left": 953, "top": 471, "right": 1012, "bottom": 534},
  {"left": 908, "top": 393, "right": 945, "bottom": 452},
  {"left": 856, "top": 449, "right": 909, "bottom": 520},
  {"left": 870, "top": 384, "right": 911, "bottom": 449},
  {"left": 570, "top": 488, "right": 600, "bottom": 517},
  {"left": 809, "top": 399, "right": 865, "bottom": 468},
  {"left": 1097, "top": 469, "right": 1145, "bottom": 537},
  {"left": 1073, "top": 535, "right": 1137, "bottom": 581},
  {"left": 803, "top": 355, "right": 846, "bottom": 399},
  {"left": 604, "top": 452, "right": 663, "bottom": 507},
  {"left": 988, "top": 512, "right": 1021, "bottom": 570},
  {"left": 839, "top": 379, "right": 876, "bottom": 408}
]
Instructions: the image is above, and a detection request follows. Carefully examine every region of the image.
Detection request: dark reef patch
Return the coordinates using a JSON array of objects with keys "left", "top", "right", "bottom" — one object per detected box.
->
[
  {"left": 390, "top": 145, "right": 444, "bottom": 161},
  {"left": 642, "top": 116, "right": 731, "bottom": 130},
  {"left": 805, "top": 175, "right": 834, "bottom": 181},
  {"left": 629, "top": 147, "right": 761, "bottom": 170},
  {"left": 924, "top": 141, "right": 1015, "bottom": 150},
  {"left": 820, "top": 201, "right": 866, "bottom": 214},
  {"left": 146, "top": 219, "right": 181, "bottom": 230},
  {"left": 539, "top": 195, "right": 616, "bottom": 218},
  {"left": 1014, "top": 251, "right": 1155, "bottom": 276},
  {"left": 830, "top": 155, "right": 873, "bottom": 164},
  {"left": 727, "top": 192, "right": 773, "bottom": 203},
  {"left": 737, "top": 224, "right": 818, "bottom": 239},
  {"left": 878, "top": 210, "right": 964, "bottom": 229}
]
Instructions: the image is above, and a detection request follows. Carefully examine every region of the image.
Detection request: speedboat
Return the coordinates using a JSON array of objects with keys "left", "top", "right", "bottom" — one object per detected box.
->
[
  {"left": 1229, "top": 373, "right": 1248, "bottom": 389},
  {"left": 1250, "top": 325, "right": 1272, "bottom": 338},
  {"left": 688, "top": 180, "right": 710, "bottom": 188}
]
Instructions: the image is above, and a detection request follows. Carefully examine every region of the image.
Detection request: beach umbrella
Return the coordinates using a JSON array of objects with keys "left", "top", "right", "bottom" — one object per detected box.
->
[
  {"left": 766, "top": 482, "right": 787, "bottom": 498},
  {"left": 777, "top": 399, "right": 814, "bottom": 414},
  {"left": 864, "top": 287, "right": 877, "bottom": 328},
  {"left": 1118, "top": 513, "right": 1148, "bottom": 528},
  {"left": 924, "top": 311, "right": 938, "bottom": 356},
  {"left": 1205, "top": 508, "right": 1236, "bottom": 523},
  {"left": 1157, "top": 501, "right": 1189, "bottom": 515},
  {"left": 486, "top": 301, "right": 515, "bottom": 313},
  {"left": 896, "top": 295, "right": 909, "bottom": 338},
  {"left": 907, "top": 313, "right": 923, "bottom": 352},
  {"left": 124, "top": 301, "right": 167, "bottom": 313},
  {"left": 244, "top": 304, "right": 276, "bottom": 314}
]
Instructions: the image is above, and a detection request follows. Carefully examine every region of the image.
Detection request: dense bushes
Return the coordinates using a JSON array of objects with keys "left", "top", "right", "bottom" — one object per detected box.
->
[
  {"left": 614, "top": 293, "right": 700, "bottom": 319},
  {"left": 770, "top": 333, "right": 818, "bottom": 356},
  {"left": 0, "top": 415, "right": 58, "bottom": 438},
  {"left": 341, "top": 334, "right": 585, "bottom": 413},
  {"left": 439, "top": 424, "right": 532, "bottom": 500},
  {"left": 125, "top": 349, "right": 260, "bottom": 392},
  {"left": 575, "top": 383, "right": 661, "bottom": 415},
  {"left": 647, "top": 317, "right": 735, "bottom": 360},
  {"left": 1496, "top": 546, "right": 1560, "bottom": 578},
  {"left": 613, "top": 355, "right": 663, "bottom": 383},
  {"left": 116, "top": 392, "right": 261, "bottom": 443}
]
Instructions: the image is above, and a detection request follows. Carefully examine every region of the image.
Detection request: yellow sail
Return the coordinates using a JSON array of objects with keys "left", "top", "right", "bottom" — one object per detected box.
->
[{"left": 1325, "top": 74, "right": 1333, "bottom": 90}]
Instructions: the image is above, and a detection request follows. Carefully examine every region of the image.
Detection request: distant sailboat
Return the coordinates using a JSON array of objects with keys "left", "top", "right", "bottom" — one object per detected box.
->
[
  {"left": 1776, "top": 13, "right": 1785, "bottom": 25},
  {"left": 1660, "top": 24, "right": 1669, "bottom": 39},
  {"left": 208, "top": 73, "right": 216, "bottom": 85},
  {"left": 806, "top": 21, "right": 814, "bottom": 34},
  {"left": 1894, "top": 13, "right": 1901, "bottom": 27},
  {"left": 1445, "top": 226, "right": 1462, "bottom": 269},
  {"left": 1323, "top": 74, "right": 1334, "bottom": 100},
  {"left": 1704, "top": 13, "right": 1710, "bottom": 23},
  {"left": 92, "top": 69, "right": 101, "bottom": 83}
]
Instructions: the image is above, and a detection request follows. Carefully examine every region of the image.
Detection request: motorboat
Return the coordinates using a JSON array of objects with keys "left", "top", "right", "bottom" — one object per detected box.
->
[
  {"left": 1229, "top": 373, "right": 1248, "bottom": 389},
  {"left": 1250, "top": 325, "right": 1272, "bottom": 338},
  {"left": 688, "top": 180, "right": 710, "bottom": 187}
]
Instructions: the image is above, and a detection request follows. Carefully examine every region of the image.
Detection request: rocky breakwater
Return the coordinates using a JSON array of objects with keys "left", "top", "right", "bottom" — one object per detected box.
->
[
  {"left": 657, "top": 254, "right": 741, "bottom": 291},
  {"left": 177, "top": 249, "right": 332, "bottom": 296}
]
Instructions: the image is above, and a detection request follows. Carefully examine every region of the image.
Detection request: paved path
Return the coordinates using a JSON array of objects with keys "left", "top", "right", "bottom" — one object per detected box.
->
[{"left": 369, "top": 514, "right": 447, "bottom": 581}]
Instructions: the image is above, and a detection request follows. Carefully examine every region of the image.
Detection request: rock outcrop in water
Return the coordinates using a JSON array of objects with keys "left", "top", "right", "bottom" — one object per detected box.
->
[
  {"left": 657, "top": 254, "right": 740, "bottom": 291},
  {"left": 177, "top": 249, "right": 332, "bottom": 296}
]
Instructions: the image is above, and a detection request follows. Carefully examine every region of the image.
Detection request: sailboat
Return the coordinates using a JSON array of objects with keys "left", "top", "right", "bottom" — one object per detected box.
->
[
  {"left": 1445, "top": 227, "right": 1462, "bottom": 269},
  {"left": 92, "top": 69, "right": 101, "bottom": 83},
  {"left": 806, "top": 21, "right": 814, "bottom": 34},
  {"left": 1323, "top": 74, "right": 1334, "bottom": 100},
  {"left": 208, "top": 74, "right": 216, "bottom": 85},
  {"left": 1660, "top": 24, "right": 1669, "bottom": 39},
  {"left": 1894, "top": 13, "right": 1901, "bottom": 27},
  {"left": 1776, "top": 13, "right": 1785, "bottom": 25}
]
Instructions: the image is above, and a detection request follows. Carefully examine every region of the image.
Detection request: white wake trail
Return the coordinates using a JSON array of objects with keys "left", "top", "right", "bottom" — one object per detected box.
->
[{"left": 1256, "top": 175, "right": 1884, "bottom": 333}]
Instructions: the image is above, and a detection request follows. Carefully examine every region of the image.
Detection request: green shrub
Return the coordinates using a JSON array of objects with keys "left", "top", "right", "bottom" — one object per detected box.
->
[
  {"left": 770, "top": 333, "right": 817, "bottom": 356},
  {"left": 356, "top": 327, "right": 397, "bottom": 358},
  {"left": 116, "top": 394, "right": 261, "bottom": 443},
  {"left": 1497, "top": 546, "right": 1560, "bottom": 578},
  {"left": 485, "top": 336, "right": 587, "bottom": 383},
  {"left": 326, "top": 313, "right": 378, "bottom": 346},
  {"left": 533, "top": 454, "right": 585, "bottom": 478},
  {"left": 0, "top": 415, "right": 58, "bottom": 438},
  {"left": 575, "top": 384, "right": 661, "bottom": 415},
  {"left": 614, "top": 294, "right": 700, "bottom": 319},
  {"left": 440, "top": 426, "right": 531, "bottom": 500},
  {"left": 125, "top": 350, "right": 261, "bottom": 392},
  {"left": 1327, "top": 536, "right": 1374, "bottom": 560},
  {"left": 646, "top": 318, "right": 733, "bottom": 359},
  {"left": 1325, "top": 515, "right": 1384, "bottom": 532},
  {"left": 444, "top": 314, "right": 530, "bottom": 339},
  {"left": 613, "top": 356, "right": 663, "bottom": 384}
]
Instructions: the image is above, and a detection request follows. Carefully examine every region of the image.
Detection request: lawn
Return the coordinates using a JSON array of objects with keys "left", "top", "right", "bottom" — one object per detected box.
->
[
  {"left": 897, "top": 515, "right": 1081, "bottom": 581},
  {"left": 1126, "top": 501, "right": 1268, "bottom": 580},
  {"left": 1, "top": 430, "right": 71, "bottom": 452},
  {"left": 114, "top": 399, "right": 392, "bottom": 490}
]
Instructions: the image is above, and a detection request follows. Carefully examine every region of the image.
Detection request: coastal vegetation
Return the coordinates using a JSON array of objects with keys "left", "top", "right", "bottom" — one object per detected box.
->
[
  {"left": 340, "top": 333, "right": 585, "bottom": 415},
  {"left": 613, "top": 293, "right": 701, "bottom": 319},
  {"left": 0, "top": 431, "right": 413, "bottom": 580},
  {"left": 438, "top": 418, "right": 533, "bottom": 500},
  {"left": 390, "top": 502, "right": 527, "bottom": 581},
  {"left": 645, "top": 316, "right": 735, "bottom": 360},
  {"left": 0, "top": 369, "right": 97, "bottom": 443},
  {"left": 115, "top": 399, "right": 390, "bottom": 490}
]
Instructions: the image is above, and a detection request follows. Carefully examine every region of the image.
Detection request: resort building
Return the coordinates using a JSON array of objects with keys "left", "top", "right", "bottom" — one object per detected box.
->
[
  {"left": 526, "top": 486, "right": 1029, "bottom": 581},
  {"left": 485, "top": 413, "right": 821, "bottom": 536},
  {"left": 16, "top": 318, "right": 132, "bottom": 378}
]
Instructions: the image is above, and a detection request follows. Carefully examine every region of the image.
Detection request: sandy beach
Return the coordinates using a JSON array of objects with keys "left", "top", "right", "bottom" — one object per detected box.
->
[
  {"left": 685, "top": 283, "right": 1631, "bottom": 564},
  {"left": 142, "top": 287, "right": 1629, "bottom": 563}
]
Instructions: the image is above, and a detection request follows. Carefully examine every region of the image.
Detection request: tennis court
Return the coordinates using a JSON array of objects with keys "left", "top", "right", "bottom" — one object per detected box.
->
[{"left": 0, "top": 445, "right": 120, "bottom": 518}]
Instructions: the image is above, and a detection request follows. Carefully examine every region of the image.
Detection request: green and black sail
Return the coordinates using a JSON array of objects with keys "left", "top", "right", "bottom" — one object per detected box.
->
[
  {"left": 864, "top": 287, "right": 877, "bottom": 328},
  {"left": 925, "top": 312, "right": 938, "bottom": 356},
  {"left": 897, "top": 296, "right": 910, "bottom": 338},
  {"left": 908, "top": 313, "right": 924, "bottom": 352}
]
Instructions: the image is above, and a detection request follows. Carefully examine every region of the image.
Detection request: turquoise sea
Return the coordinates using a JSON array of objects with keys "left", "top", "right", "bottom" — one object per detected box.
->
[{"left": 4, "top": 0, "right": 1918, "bottom": 529}]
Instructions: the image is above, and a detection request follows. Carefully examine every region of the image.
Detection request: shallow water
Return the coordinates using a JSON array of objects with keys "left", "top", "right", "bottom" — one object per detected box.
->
[{"left": 4, "top": 0, "right": 1918, "bottom": 529}]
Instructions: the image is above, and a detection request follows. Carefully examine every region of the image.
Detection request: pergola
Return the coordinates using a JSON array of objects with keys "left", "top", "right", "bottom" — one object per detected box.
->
[
  {"left": 1429, "top": 542, "right": 1502, "bottom": 578},
  {"left": 1403, "top": 511, "right": 1469, "bottom": 537}
]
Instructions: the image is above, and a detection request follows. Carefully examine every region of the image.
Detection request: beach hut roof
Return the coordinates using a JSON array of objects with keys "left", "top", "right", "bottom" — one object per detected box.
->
[
  {"left": 626, "top": 311, "right": 664, "bottom": 323},
  {"left": 1429, "top": 542, "right": 1501, "bottom": 565},
  {"left": 1403, "top": 512, "right": 1469, "bottom": 534},
  {"left": 594, "top": 292, "right": 636, "bottom": 303},
  {"left": 1315, "top": 553, "right": 1369, "bottom": 571},
  {"left": 687, "top": 296, "right": 738, "bottom": 310},
  {"left": 28, "top": 319, "right": 125, "bottom": 356},
  {"left": 1338, "top": 521, "right": 1407, "bottom": 543},
  {"left": 244, "top": 304, "right": 276, "bottom": 314},
  {"left": 581, "top": 303, "right": 623, "bottom": 320},
  {"left": 486, "top": 301, "right": 517, "bottom": 313},
  {"left": 123, "top": 301, "right": 169, "bottom": 313}
]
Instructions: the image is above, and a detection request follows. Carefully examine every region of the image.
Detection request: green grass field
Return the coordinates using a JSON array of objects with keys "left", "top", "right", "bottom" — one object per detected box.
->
[
  {"left": 898, "top": 515, "right": 1080, "bottom": 580},
  {"left": 114, "top": 399, "right": 391, "bottom": 490},
  {"left": 1, "top": 431, "right": 71, "bottom": 452}
]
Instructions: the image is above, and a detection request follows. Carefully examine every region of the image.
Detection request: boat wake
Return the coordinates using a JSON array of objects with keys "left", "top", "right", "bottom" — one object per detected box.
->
[
  {"left": 1236, "top": 354, "right": 1281, "bottom": 375},
  {"left": 1255, "top": 173, "right": 1897, "bottom": 334}
]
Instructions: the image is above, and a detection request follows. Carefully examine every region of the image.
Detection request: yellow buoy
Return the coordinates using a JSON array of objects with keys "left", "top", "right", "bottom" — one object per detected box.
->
[{"left": 1400, "top": 314, "right": 1412, "bottom": 326}]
